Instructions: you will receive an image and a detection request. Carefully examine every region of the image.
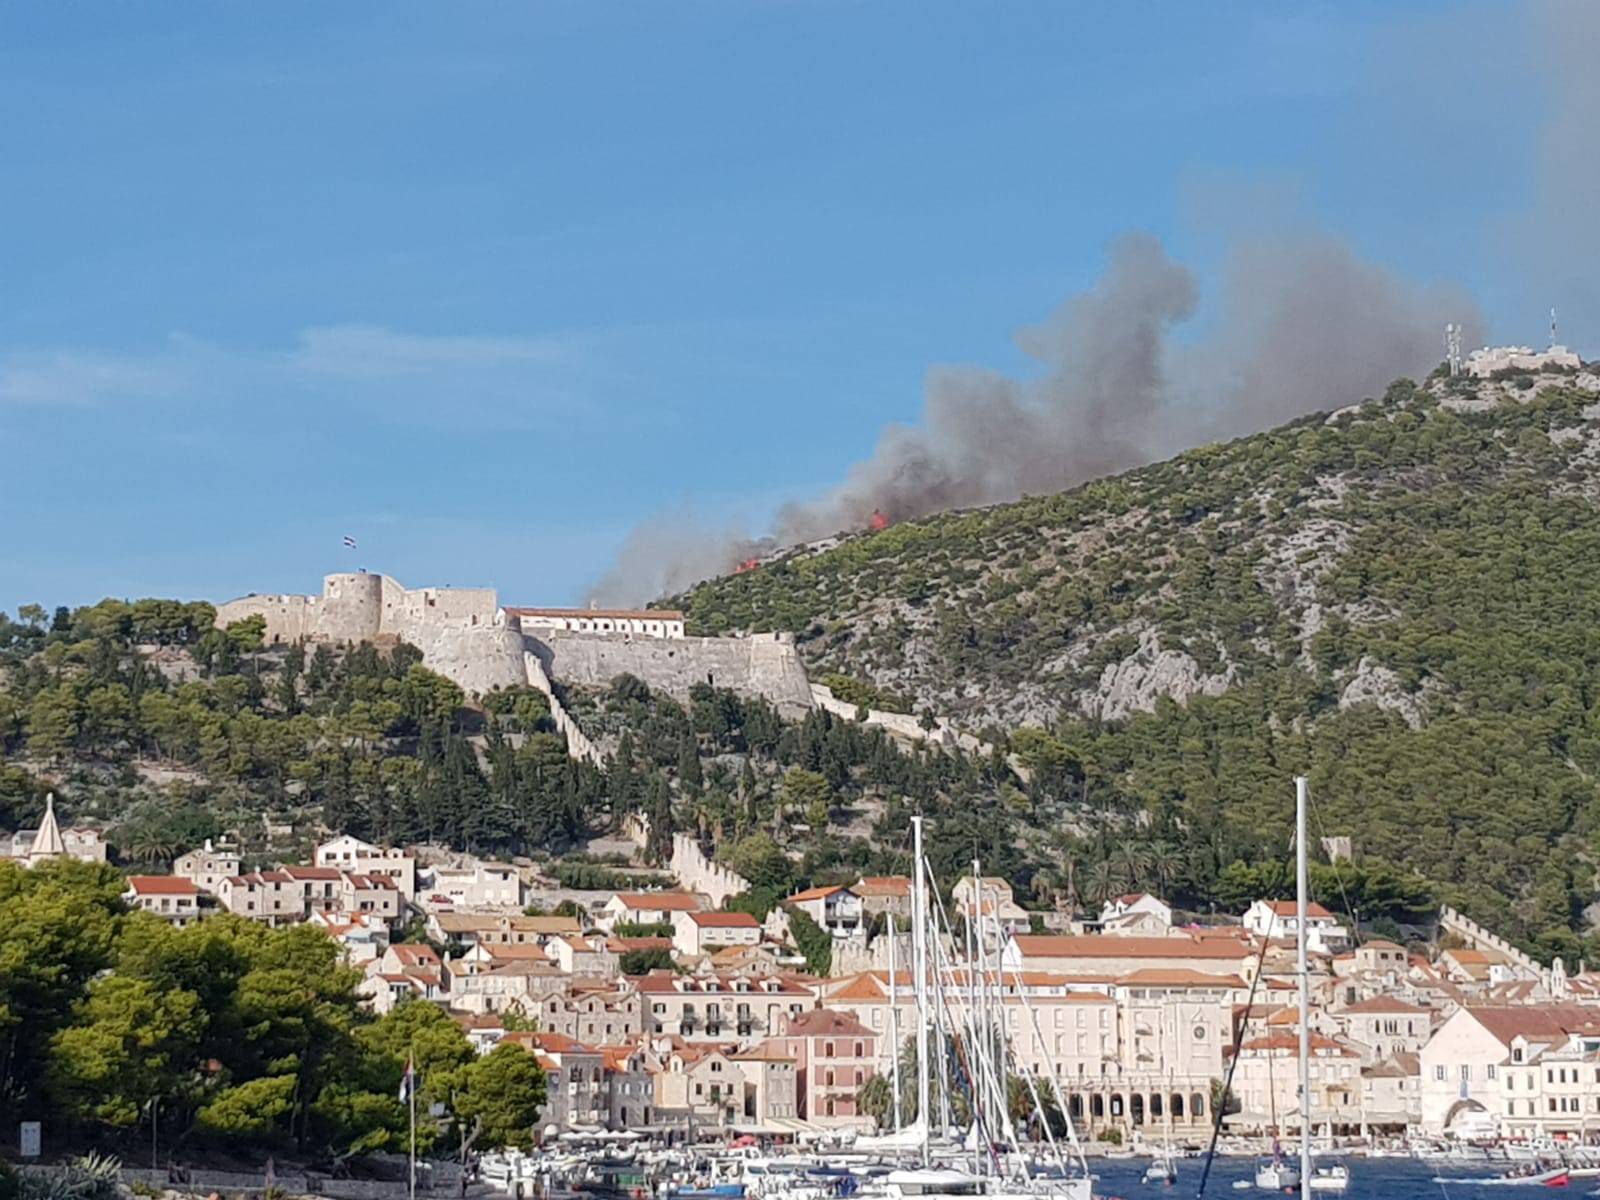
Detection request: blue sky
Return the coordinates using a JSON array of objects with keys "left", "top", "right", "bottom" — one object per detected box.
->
[{"left": 0, "top": 1, "right": 1588, "bottom": 611}]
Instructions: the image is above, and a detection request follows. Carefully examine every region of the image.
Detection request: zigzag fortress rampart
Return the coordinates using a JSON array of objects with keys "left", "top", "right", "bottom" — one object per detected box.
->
[{"left": 213, "top": 574, "right": 813, "bottom": 715}]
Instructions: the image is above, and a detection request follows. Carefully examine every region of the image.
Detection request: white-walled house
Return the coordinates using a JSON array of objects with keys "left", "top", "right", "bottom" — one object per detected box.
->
[
  {"left": 1243, "top": 899, "right": 1350, "bottom": 953},
  {"left": 785, "top": 885, "right": 864, "bottom": 936},
  {"left": 314, "top": 835, "right": 417, "bottom": 899},
  {"left": 672, "top": 909, "right": 761, "bottom": 956},
  {"left": 1332, "top": 996, "right": 1433, "bottom": 1064},
  {"left": 422, "top": 860, "right": 523, "bottom": 910},
  {"left": 1098, "top": 892, "right": 1174, "bottom": 935},
  {"left": 123, "top": 875, "right": 200, "bottom": 925},
  {"left": 602, "top": 892, "right": 704, "bottom": 930}
]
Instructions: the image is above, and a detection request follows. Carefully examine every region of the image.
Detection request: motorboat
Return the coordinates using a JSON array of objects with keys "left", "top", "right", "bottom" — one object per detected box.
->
[
  {"left": 1308, "top": 1161, "right": 1350, "bottom": 1192},
  {"left": 1141, "top": 1154, "right": 1177, "bottom": 1186},
  {"left": 1253, "top": 1156, "right": 1301, "bottom": 1190}
]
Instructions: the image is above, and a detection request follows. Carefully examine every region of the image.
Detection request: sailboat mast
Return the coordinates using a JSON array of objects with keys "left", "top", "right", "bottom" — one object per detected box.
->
[
  {"left": 889, "top": 900, "right": 903, "bottom": 1131},
  {"left": 912, "top": 814, "right": 932, "bottom": 1165},
  {"left": 1296, "top": 775, "right": 1312, "bottom": 1200}
]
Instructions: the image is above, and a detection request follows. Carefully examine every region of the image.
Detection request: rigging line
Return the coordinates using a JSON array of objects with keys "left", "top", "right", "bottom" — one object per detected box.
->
[
  {"left": 1197, "top": 822, "right": 1300, "bottom": 1199},
  {"left": 1308, "top": 786, "right": 1364, "bottom": 949}
]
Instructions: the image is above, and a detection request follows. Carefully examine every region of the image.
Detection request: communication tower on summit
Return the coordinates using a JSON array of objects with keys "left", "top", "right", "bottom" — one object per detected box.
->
[
  {"left": 1444, "top": 323, "right": 1463, "bottom": 376},
  {"left": 1551, "top": 308, "right": 1559, "bottom": 350}
]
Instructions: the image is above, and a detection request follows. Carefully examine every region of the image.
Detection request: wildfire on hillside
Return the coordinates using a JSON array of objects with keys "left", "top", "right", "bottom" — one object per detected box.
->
[
  {"left": 734, "top": 557, "right": 761, "bottom": 574},
  {"left": 869, "top": 509, "right": 891, "bottom": 532}
]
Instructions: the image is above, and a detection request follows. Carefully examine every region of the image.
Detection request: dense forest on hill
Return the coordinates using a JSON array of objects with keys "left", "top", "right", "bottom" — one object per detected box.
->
[
  {"left": 677, "top": 368, "right": 1600, "bottom": 962},
  {"left": 9, "top": 369, "right": 1600, "bottom": 965}
]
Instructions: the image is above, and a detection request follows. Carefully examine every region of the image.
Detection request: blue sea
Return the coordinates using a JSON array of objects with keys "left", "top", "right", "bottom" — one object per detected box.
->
[{"left": 1086, "top": 1158, "right": 1559, "bottom": 1199}]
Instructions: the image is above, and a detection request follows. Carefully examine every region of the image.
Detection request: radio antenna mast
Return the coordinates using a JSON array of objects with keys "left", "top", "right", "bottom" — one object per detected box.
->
[{"left": 1444, "top": 323, "right": 1462, "bottom": 376}]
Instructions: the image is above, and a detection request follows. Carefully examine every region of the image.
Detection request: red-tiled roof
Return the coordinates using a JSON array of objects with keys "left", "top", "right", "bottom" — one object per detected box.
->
[
  {"left": 1260, "top": 900, "right": 1335, "bottom": 918},
  {"left": 508, "top": 607, "right": 684, "bottom": 621},
  {"left": 1010, "top": 934, "right": 1248, "bottom": 960},
  {"left": 613, "top": 892, "right": 702, "bottom": 912},
  {"left": 126, "top": 875, "right": 198, "bottom": 895},
  {"left": 281, "top": 865, "right": 341, "bottom": 880},
  {"left": 853, "top": 876, "right": 912, "bottom": 897},
  {"left": 1117, "top": 968, "right": 1245, "bottom": 988},
  {"left": 1242, "top": 1033, "right": 1355, "bottom": 1055},
  {"left": 1340, "top": 996, "right": 1429, "bottom": 1015},
  {"left": 783, "top": 1009, "right": 871, "bottom": 1038},
  {"left": 688, "top": 911, "right": 759, "bottom": 928},
  {"left": 390, "top": 944, "right": 441, "bottom": 966},
  {"left": 787, "top": 884, "right": 852, "bottom": 903},
  {"left": 1467, "top": 1005, "right": 1600, "bottom": 1047}
]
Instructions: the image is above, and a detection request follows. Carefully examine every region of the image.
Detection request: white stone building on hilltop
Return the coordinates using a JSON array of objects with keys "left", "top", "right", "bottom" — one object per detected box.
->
[
  {"left": 506, "top": 607, "right": 685, "bottom": 639},
  {"left": 420, "top": 859, "right": 523, "bottom": 910},
  {"left": 214, "top": 573, "right": 529, "bottom": 697},
  {"left": 1465, "top": 344, "right": 1582, "bottom": 378}
]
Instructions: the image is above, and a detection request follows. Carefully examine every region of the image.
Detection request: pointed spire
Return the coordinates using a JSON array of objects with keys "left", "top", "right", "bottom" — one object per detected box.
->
[{"left": 28, "top": 792, "right": 65, "bottom": 862}]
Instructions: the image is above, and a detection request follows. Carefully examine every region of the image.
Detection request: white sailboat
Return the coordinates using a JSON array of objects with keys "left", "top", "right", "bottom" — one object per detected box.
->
[
  {"left": 1257, "top": 778, "right": 1349, "bottom": 1194},
  {"left": 884, "top": 817, "right": 1092, "bottom": 1200}
]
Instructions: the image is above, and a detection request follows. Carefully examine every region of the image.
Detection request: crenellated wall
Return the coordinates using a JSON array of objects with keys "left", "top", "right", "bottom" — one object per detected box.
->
[
  {"left": 623, "top": 814, "right": 752, "bottom": 906},
  {"left": 523, "top": 652, "right": 604, "bottom": 767}
]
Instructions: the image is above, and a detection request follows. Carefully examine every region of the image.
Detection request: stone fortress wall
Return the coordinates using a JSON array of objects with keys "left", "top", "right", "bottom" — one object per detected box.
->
[
  {"left": 213, "top": 574, "right": 814, "bottom": 716},
  {"left": 215, "top": 573, "right": 526, "bottom": 695},
  {"left": 623, "top": 814, "right": 751, "bottom": 907},
  {"left": 527, "top": 628, "right": 815, "bottom": 717}
]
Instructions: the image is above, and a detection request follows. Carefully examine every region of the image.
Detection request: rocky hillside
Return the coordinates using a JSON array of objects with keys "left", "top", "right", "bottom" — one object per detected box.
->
[
  {"left": 678, "top": 364, "right": 1600, "bottom": 959},
  {"left": 682, "top": 366, "right": 1600, "bottom": 731}
]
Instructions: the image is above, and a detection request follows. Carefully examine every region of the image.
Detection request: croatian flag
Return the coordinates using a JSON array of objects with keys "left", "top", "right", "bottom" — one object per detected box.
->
[
  {"left": 343, "top": 535, "right": 358, "bottom": 550},
  {"left": 399, "top": 1057, "right": 415, "bottom": 1102}
]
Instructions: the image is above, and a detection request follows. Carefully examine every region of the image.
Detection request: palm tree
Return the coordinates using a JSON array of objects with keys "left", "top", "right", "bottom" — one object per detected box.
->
[
  {"left": 127, "top": 831, "right": 177, "bottom": 868},
  {"left": 1145, "top": 840, "right": 1185, "bottom": 897},
  {"left": 857, "top": 1073, "right": 894, "bottom": 1131},
  {"left": 1082, "top": 859, "right": 1121, "bottom": 908},
  {"left": 1114, "top": 842, "right": 1152, "bottom": 891}
]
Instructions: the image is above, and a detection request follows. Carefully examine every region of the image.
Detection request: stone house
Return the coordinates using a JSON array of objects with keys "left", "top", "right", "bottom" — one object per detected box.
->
[
  {"left": 537, "top": 982, "right": 644, "bottom": 1044},
  {"left": 633, "top": 972, "right": 814, "bottom": 1041},
  {"left": 1332, "top": 996, "right": 1433, "bottom": 1064},
  {"left": 427, "top": 911, "right": 582, "bottom": 948},
  {"left": 173, "top": 839, "right": 240, "bottom": 894},
  {"left": 852, "top": 875, "right": 912, "bottom": 920},
  {"left": 1097, "top": 893, "right": 1174, "bottom": 936},
  {"left": 1419, "top": 1005, "right": 1600, "bottom": 1137}
]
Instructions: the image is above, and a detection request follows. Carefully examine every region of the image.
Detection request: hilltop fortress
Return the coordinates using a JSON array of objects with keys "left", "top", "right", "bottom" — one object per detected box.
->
[{"left": 214, "top": 573, "right": 814, "bottom": 716}]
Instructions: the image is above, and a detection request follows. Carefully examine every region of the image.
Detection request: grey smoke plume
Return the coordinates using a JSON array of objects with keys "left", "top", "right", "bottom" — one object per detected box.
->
[{"left": 588, "top": 230, "right": 1481, "bottom": 606}]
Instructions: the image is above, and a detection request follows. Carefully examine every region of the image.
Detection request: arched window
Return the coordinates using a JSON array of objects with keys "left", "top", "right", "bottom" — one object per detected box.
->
[{"left": 1191, "top": 1093, "right": 1206, "bottom": 1117}]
